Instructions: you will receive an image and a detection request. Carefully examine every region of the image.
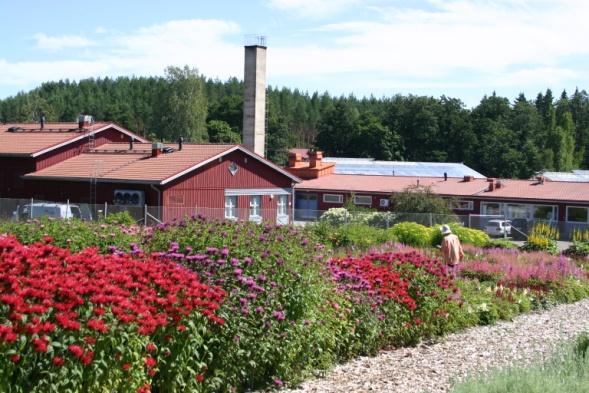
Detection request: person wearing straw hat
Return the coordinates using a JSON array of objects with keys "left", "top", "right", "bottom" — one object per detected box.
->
[{"left": 440, "top": 225, "right": 463, "bottom": 277}]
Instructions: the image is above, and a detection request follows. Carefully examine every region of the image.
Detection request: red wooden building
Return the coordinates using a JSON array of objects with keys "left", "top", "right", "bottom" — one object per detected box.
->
[
  {"left": 23, "top": 142, "right": 300, "bottom": 223},
  {"left": 0, "top": 120, "right": 147, "bottom": 198}
]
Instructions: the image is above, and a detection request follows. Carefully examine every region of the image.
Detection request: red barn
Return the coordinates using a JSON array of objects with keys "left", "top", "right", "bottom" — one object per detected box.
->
[
  {"left": 23, "top": 142, "right": 300, "bottom": 224},
  {"left": 0, "top": 120, "right": 147, "bottom": 198}
]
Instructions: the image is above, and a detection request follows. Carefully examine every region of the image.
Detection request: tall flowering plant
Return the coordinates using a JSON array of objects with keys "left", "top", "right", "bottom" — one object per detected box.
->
[
  {"left": 0, "top": 235, "right": 225, "bottom": 393},
  {"left": 148, "top": 216, "right": 348, "bottom": 391},
  {"left": 329, "top": 251, "right": 459, "bottom": 353}
]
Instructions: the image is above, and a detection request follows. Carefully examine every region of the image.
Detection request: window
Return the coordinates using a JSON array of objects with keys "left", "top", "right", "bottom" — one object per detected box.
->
[
  {"left": 353, "top": 195, "right": 372, "bottom": 206},
  {"left": 506, "top": 204, "right": 529, "bottom": 220},
  {"left": 225, "top": 196, "right": 237, "bottom": 220},
  {"left": 323, "top": 194, "right": 343, "bottom": 204},
  {"left": 482, "top": 202, "right": 501, "bottom": 216},
  {"left": 277, "top": 195, "right": 288, "bottom": 216},
  {"left": 454, "top": 200, "right": 474, "bottom": 211},
  {"left": 249, "top": 195, "right": 261, "bottom": 219},
  {"left": 567, "top": 206, "right": 589, "bottom": 223},
  {"left": 533, "top": 205, "right": 557, "bottom": 221}
]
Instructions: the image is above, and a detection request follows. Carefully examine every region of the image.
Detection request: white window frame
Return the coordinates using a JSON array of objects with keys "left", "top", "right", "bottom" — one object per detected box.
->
[
  {"left": 454, "top": 200, "right": 474, "bottom": 211},
  {"left": 353, "top": 195, "right": 372, "bottom": 206},
  {"left": 566, "top": 206, "right": 589, "bottom": 224},
  {"left": 249, "top": 195, "right": 261, "bottom": 220},
  {"left": 323, "top": 194, "right": 344, "bottom": 204},
  {"left": 277, "top": 195, "right": 288, "bottom": 216},
  {"left": 225, "top": 196, "right": 237, "bottom": 220},
  {"left": 481, "top": 202, "right": 502, "bottom": 216}
]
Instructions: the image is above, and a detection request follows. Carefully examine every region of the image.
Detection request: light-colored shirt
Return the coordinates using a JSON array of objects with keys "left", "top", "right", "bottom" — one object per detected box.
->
[{"left": 441, "top": 233, "right": 464, "bottom": 266}]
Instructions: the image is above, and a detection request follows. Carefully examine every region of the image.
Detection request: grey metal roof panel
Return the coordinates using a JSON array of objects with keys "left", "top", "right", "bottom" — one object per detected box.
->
[{"left": 323, "top": 157, "right": 485, "bottom": 178}]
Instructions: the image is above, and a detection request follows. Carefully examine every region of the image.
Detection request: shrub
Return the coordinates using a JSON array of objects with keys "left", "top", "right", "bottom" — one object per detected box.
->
[
  {"left": 309, "top": 221, "right": 396, "bottom": 250},
  {"left": 320, "top": 208, "right": 396, "bottom": 228},
  {"left": 390, "top": 222, "right": 434, "bottom": 247},
  {"left": 104, "top": 211, "right": 136, "bottom": 225},
  {"left": 484, "top": 239, "right": 518, "bottom": 249},
  {"left": 0, "top": 235, "right": 225, "bottom": 392},
  {"left": 430, "top": 223, "right": 490, "bottom": 247},
  {"left": 522, "top": 223, "right": 559, "bottom": 254},
  {"left": 564, "top": 241, "right": 589, "bottom": 259},
  {"left": 319, "top": 208, "right": 352, "bottom": 226}
]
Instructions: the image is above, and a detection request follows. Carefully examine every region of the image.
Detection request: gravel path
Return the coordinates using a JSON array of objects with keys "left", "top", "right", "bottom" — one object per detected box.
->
[{"left": 281, "top": 299, "right": 589, "bottom": 393}]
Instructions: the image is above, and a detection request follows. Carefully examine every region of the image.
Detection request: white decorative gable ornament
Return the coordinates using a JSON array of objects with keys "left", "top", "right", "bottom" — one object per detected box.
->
[{"left": 229, "top": 162, "right": 239, "bottom": 176}]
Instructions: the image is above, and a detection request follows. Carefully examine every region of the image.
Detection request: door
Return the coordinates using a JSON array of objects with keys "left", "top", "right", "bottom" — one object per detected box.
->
[
  {"left": 276, "top": 195, "right": 289, "bottom": 225},
  {"left": 294, "top": 193, "right": 318, "bottom": 220}
]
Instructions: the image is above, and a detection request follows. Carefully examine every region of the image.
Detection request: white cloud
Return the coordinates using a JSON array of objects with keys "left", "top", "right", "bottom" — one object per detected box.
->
[
  {"left": 1, "top": 19, "right": 242, "bottom": 93},
  {"left": 267, "top": 0, "right": 358, "bottom": 18},
  {"left": 34, "top": 33, "right": 95, "bottom": 51},
  {"left": 265, "top": 0, "right": 589, "bottom": 91}
]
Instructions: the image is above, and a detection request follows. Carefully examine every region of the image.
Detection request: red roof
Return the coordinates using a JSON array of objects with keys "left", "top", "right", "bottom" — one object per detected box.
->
[
  {"left": 24, "top": 143, "right": 300, "bottom": 185},
  {"left": 296, "top": 174, "right": 589, "bottom": 203},
  {"left": 0, "top": 122, "right": 147, "bottom": 157}
]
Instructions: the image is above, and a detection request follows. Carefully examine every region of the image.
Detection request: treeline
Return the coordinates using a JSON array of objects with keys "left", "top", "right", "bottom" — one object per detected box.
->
[{"left": 1, "top": 66, "right": 588, "bottom": 179}]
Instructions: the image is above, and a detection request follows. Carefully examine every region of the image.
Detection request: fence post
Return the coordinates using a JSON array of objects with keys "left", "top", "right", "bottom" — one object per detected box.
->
[
  {"left": 144, "top": 205, "right": 147, "bottom": 226},
  {"left": 429, "top": 213, "right": 433, "bottom": 227},
  {"left": 104, "top": 202, "right": 107, "bottom": 220},
  {"left": 30, "top": 198, "right": 34, "bottom": 220},
  {"left": 66, "top": 199, "right": 70, "bottom": 219}
]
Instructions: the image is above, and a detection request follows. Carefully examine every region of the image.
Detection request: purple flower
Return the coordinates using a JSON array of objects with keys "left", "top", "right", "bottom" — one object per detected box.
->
[
  {"left": 234, "top": 268, "right": 243, "bottom": 276},
  {"left": 273, "top": 378, "right": 283, "bottom": 386},
  {"left": 272, "top": 310, "right": 286, "bottom": 321},
  {"left": 230, "top": 258, "right": 240, "bottom": 266}
]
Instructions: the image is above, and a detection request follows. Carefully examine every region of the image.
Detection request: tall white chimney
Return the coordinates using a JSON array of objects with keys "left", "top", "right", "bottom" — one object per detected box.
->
[{"left": 243, "top": 36, "right": 267, "bottom": 157}]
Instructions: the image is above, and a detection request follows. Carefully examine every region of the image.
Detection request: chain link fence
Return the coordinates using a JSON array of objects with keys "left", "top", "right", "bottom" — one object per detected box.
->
[{"left": 1, "top": 197, "right": 587, "bottom": 240}]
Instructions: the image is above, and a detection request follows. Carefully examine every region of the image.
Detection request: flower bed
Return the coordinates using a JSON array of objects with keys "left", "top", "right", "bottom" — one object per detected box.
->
[{"left": 0, "top": 235, "right": 224, "bottom": 392}]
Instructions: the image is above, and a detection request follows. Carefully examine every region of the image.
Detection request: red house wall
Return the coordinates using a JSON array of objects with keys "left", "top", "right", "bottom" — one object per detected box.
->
[
  {"left": 162, "top": 150, "right": 295, "bottom": 222},
  {"left": 36, "top": 128, "right": 131, "bottom": 170},
  {"left": 0, "top": 157, "right": 36, "bottom": 198}
]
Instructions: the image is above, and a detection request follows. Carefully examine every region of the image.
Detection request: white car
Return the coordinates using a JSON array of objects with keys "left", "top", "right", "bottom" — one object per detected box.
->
[
  {"left": 485, "top": 219, "right": 512, "bottom": 237},
  {"left": 12, "top": 203, "right": 90, "bottom": 221}
]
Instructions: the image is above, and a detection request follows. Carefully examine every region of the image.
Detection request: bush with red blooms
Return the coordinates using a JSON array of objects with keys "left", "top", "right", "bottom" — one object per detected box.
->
[
  {"left": 0, "top": 235, "right": 225, "bottom": 393},
  {"left": 329, "top": 251, "right": 460, "bottom": 353}
]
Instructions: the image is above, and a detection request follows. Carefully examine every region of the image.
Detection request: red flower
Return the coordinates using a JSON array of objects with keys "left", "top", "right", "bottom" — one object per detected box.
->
[
  {"left": 144, "top": 356, "right": 157, "bottom": 368},
  {"left": 137, "top": 384, "right": 151, "bottom": 393},
  {"left": 52, "top": 356, "right": 65, "bottom": 366},
  {"left": 33, "top": 337, "right": 48, "bottom": 353},
  {"left": 81, "top": 350, "right": 94, "bottom": 366},
  {"left": 196, "top": 374, "right": 205, "bottom": 382},
  {"left": 122, "top": 363, "right": 131, "bottom": 371},
  {"left": 10, "top": 354, "right": 21, "bottom": 363},
  {"left": 146, "top": 343, "right": 157, "bottom": 352},
  {"left": 68, "top": 344, "right": 84, "bottom": 358}
]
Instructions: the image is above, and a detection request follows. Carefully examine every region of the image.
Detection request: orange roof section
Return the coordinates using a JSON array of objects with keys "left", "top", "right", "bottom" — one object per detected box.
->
[
  {"left": 24, "top": 143, "right": 236, "bottom": 184},
  {"left": 296, "top": 174, "right": 589, "bottom": 203},
  {"left": 0, "top": 122, "right": 147, "bottom": 156}
]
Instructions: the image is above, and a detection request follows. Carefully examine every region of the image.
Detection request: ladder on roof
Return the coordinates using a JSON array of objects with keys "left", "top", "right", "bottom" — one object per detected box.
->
[
  {"left": 90, "top": 160, "right": 101, "bottom": 210},
  {"left": 87, "top": 132, "right": 96, "bottom": 150}
]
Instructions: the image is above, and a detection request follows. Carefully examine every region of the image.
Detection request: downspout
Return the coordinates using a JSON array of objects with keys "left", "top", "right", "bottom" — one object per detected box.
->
[{"left": 150, "top": 184, "right": 161, "bottom": 222}]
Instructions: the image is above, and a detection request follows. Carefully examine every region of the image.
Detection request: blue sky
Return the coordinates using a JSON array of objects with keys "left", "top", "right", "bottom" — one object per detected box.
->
[{"left": 0, "top": 0, "right": 588, "bottom": 107}]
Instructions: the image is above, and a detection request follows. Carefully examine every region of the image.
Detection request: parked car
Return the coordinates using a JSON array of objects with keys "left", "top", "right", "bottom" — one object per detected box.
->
[
  {"left": 12, "top": 203, "right": 92, "bottom": 221},
  {"left": 484, "top": 219, "right": 512, "bottom": 237}
]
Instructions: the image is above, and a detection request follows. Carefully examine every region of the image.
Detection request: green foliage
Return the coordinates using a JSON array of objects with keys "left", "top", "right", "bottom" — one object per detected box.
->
[
  {"left": 571, "top": 228, "right": 589, "bottom": 243},
  {"left": 430, "top": 223, "right": 490, "bottom": 247},
  {"left": 207, "top": 119, "right": 241, "bottom": 143},
  {"left": 3, "top": 75, "right": 589, "bottom": 179},
  {"left": 484, "top": 239, "right": 519, "bottom": 249},
  {"left": 310, "top": 221, "right": 396, "bottom": 250},
  {"left": 451, "top": 333, "right": 589, "bottom": 393},
  {"left": 0, "top": 217, "right": 143, "bottom": 253},
  {"left": 104, "top": 211, "right": 136, "bottom": 226},
  {"left": 319, "top": 207, "right": 396, "bottom": 228},
  {"left": 391, "top": 185, "right": 456, "bottom": 218},
  {"left": 521, "top": 223, "right": 560, "bottom": 254},
  {"left": 390, "top": 222, "right": 434, "bottom": 247}
]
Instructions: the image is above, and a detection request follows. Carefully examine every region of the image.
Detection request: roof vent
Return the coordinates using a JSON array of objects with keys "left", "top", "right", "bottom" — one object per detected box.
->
[{"left": 463, "top": 175, "right": 474, "bottom": 182}]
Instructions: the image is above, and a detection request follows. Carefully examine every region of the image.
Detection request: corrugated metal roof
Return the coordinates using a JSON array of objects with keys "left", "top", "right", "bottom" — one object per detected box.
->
[
  {"left": 296, "top": 175, "right": 589, "bottom": 203},
  {"left": 323, "top": 157, "right": 485, "bottom": 178},
  {"left": 543, "top": 170, "right": 589, "bottom": 182},
  {"left": 0, "top": 122, "right": 147, "bottom": 156}
]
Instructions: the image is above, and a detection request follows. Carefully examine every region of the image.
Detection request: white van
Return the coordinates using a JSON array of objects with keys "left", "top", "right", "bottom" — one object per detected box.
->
[
  {"left": 484, "top": 219, "right": 512, "bottom": 237},
  {"left": 12, "top": 203, "right": 90, "bottom": 221}
]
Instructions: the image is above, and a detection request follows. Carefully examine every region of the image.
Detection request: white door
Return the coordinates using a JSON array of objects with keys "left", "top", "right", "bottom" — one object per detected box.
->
[{"left": 276, "top": 195, "right": 288, "bottom": 225}]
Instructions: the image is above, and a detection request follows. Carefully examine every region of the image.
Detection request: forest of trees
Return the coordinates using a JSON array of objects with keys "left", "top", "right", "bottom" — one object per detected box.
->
[{"left": 1, "top": 65, "right": 589, "bottom": 180}]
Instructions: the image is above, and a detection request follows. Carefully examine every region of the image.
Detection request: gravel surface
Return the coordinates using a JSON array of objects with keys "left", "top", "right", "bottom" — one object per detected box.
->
[{"left": 280, "top": 299, "right": 589, "bottom": 393}]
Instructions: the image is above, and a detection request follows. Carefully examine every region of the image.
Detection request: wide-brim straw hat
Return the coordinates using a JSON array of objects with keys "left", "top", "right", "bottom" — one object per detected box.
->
[{"left": 440, "top": 225, "right": 452, "bottom": 235}]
